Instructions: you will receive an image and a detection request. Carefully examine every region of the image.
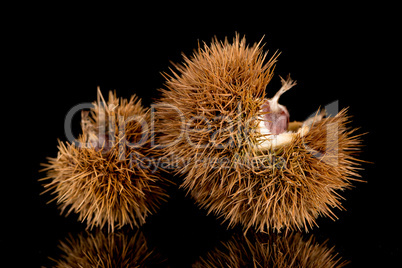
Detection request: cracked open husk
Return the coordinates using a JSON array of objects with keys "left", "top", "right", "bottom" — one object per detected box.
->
[{"left": 155, "top": 34, "right": 364, "bottom": 232}]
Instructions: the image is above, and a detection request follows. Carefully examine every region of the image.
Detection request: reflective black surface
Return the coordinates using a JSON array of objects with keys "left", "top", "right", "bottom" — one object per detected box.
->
[{"left": 10, "top": 6, "right": 400, "bottom": 267}]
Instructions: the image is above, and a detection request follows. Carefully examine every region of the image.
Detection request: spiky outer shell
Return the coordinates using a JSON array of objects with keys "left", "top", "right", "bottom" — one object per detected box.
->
[
  {"left": 52, "top": 230, "right": 166, "bottom": 267},
  {"left": 193, "top": 232, "right": 348, "bottom": 267},
  {"left": 42, "top": 91, "right": 168, "bottom": 232},
  {"left": 155, "top": 35, "right": 362, "bottom": 232}
]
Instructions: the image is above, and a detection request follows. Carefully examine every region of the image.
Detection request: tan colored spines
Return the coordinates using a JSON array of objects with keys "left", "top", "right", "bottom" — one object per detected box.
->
[
  {"left": 156, "top": 34, "right": 363, "bottom": 233},
  {"left": 41, "top": 90, "right": 168, "bottom": 232},
  {"left": 188, "top": 109, "right": 363, "bottom": 232},
  {"left": 156, "top": 34, "right": 277, "bottom": 172}
]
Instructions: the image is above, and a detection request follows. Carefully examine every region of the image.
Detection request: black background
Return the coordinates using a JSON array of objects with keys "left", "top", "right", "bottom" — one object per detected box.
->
[{"left": 5, "top": 4, "right": 400, "bottom": 267}]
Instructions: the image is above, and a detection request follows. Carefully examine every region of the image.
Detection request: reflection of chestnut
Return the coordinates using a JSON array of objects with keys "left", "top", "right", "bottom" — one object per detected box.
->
[
  {"left": 193, "top": 232, "right": 348, "bottom": 268},
  {"left": 51, "top": 229, "right": 166, "bottom": 268}
]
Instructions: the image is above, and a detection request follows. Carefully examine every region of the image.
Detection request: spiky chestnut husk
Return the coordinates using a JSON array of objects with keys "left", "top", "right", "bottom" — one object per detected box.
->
[
  {"left": 155, "top": 34, "right": 363, "bottom": 232},
  {"left": 51, "top": 229, "right": 166, "bottom": 267},
  {"left": 193, "top": 232, "right": 348, "bottom": 268},
  {"left": 41, "top": 90, "right": 168, "bottom": 232}
]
